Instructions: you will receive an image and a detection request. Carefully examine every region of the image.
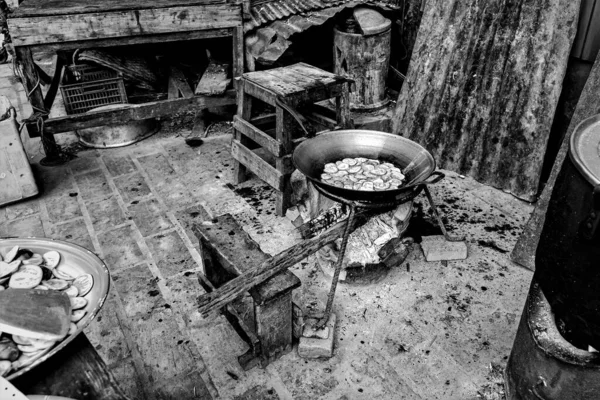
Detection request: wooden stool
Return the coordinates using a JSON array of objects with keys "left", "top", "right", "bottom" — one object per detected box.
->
[{"left": 231, "top": 62, "right": 353, "bottom": 216}]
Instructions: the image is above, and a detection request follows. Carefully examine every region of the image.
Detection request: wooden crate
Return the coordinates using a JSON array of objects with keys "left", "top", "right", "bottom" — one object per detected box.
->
[{"left": 0, "top": 96, "right": 38, "bottom": 206}]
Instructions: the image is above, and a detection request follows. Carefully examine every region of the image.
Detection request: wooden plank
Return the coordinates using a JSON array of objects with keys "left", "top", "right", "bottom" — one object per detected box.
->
[
  {"left": 233, "top": 115, "right": 282, "bottom": 156},
  {"left": 168, "top": 65, "right": 194, "bottom": 99},
  {"left": 12, "top": 0, "right": 242, "bottom": 17},
  {"left": 197, "top": 209, "right": 378, "bottom": 316},
  {"left": 232, "top": 25, "right": 244, "bottom": 80},
  {"left": 21, "top": 29, "right": 233, "bottom": 52},
  {"left": 230, "top": 139, "right": 284, "bottom": 190},
  {"left": 285, "top": 63, "right": 343, "bottom": 85},
  {"left": 243, "top": 69, "right": 304, "bottom": 99},
  {"left": 195, "top": 60, "right": 231, "bottom": 96},
  {"left": 242, "top": 79, "right": 278, "bottom": 105},
  {"left": 9, "top": 4, "right": 242, "bottom": 47},
  {"left": 12, "top": 333, "right": 130, "bottom": 400},
  {"left": 32, "top": 91, "right": 235, "bottom": 136},
  {"left": 234, "top": 78, "right": 252, "bottom": 184},
  {"left": 263, "top": 68, "right": 345, "bottom": 105}
]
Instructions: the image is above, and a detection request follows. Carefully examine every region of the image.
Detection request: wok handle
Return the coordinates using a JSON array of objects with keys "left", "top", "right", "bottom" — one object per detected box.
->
[{"left": 423, "top": 171, "right": 445, "bottom": 185}]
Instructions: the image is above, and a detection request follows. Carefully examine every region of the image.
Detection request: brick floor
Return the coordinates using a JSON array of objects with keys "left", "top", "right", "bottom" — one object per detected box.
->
[{"left": 0, "top": 124, "right": 535, "bottom": 399}]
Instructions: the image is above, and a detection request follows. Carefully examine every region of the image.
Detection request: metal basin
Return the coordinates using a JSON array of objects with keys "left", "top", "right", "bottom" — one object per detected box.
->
[
  {"left": 293, "top": 130, "right": 438, "bottom": 204},
  {"left": 0, "top": 237, "right": 110, "bottom": 380},
  {"left": 77, "top": 104, "right": 158, "bottom": 149}
]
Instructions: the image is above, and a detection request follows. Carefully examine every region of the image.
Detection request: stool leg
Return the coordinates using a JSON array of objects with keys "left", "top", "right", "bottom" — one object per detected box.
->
[
  {"left": 336, "top": 82, "right": 352, "bottom": 129},
  {"left": 275, "top": 106, "right": 295, "bottom": 216},
  {"left": 233, "top": 81, "right": 253, "bottom": 184}
]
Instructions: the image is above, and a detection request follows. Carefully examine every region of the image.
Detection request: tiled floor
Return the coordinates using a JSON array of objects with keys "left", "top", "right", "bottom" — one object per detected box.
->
[{"left": 1, "top": 127, "right": 535, "bottom": 399}]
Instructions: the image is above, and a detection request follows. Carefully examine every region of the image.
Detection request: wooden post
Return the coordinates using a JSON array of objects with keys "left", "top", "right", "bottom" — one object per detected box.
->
[
  {"left": 15, "top": 46, "right": 63, "bottom": 165},
  {"left": 233, "top": 78, "right": 252, "bottom": 184}
]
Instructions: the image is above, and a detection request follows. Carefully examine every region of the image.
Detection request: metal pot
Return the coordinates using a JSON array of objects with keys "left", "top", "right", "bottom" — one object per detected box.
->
[
  {"left": 76, "top": 104, "right": 158, "bottom": 149},
  {"left": 535, "top": 113, "right": 600, "bottom": 349},
  {"left": 292, "top": 129, "right": 442, "bottom": 205}
]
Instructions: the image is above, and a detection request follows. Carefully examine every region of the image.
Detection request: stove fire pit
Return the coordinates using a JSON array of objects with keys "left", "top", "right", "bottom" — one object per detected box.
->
[{"left": 293, "top": 129, "right": 461, "bottom": 328}]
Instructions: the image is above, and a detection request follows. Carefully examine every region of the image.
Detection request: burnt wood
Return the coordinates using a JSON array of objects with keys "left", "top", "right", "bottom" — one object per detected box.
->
[
  {"left": 196, "top": 209, "right": 376, "bottom": 315},
  {"left": 392, "top": 0, "right": 579, "bottom": 201}
]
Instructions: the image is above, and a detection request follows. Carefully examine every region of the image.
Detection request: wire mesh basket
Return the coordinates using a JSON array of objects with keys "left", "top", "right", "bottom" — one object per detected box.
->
[{"left": 60, "top": 64, "right": 128, "bottom": 115}]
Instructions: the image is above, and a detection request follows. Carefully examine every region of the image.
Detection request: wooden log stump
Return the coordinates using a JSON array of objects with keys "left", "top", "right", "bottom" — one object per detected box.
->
[{"left": 392, "top": 0, "right": 580, "bottom": 201}]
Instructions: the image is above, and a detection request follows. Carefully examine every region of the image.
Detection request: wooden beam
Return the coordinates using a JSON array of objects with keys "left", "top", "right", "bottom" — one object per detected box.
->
[
  {"left": 17, "top": 29, "right": 233, "bottom": 52},
  {"left": 8, "top": 4, "right": 242, "bottom": 47},
  {"left": 196, "top": 209, "right": 378, "bottom": 316},
  {"left": 233, "top": 115, "right": 283, "bottom": 156},
  {"left": 32, "top": 91, "right": 235, "bottom": 136},
  {"left": 230, "top": 139, "right": 285, "bottom": 190}
]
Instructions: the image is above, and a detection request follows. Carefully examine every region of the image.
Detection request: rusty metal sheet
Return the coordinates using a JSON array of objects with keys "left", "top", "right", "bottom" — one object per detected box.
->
[{"left": 246, "top": 0, "right": 398, "bottom": 65}]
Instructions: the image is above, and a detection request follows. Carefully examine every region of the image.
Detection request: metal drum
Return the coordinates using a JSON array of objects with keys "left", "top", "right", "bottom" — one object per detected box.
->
[{"left": 535, "top": 114, "right": 600, "bottom": 349}]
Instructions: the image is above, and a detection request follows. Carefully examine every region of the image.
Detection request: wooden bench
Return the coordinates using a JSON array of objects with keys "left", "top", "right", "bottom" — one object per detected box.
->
[{"left": 192, "top": 214, "right": 301, "bottom": 369}]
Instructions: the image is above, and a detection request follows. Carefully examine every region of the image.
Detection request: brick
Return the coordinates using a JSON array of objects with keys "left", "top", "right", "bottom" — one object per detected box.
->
[
  {"left": 113, "top": 172, "right": 152, "bottom": 203},
  {"left": 113, "top": 264, "right": 163, "bottom": 317},
  {"left": 87, "top": 195, "right": 127, "bottom": 233},
  {"left": 127, "top": 197, "right": 171, "bottom": 237},
  {"left": 0, "top": 214, "right": 45, "bottom": 237},
  {"left": 420, "top": 235, "right": 468, "bottom": 262},
  {"left": 146, "top": 230, "right": 197, "bottom": 278},
  {"left": 50, "top": 218, "right": 94, "bottom": 250},
  {"left": 4, "top": 198, "right": 39, "bottom": 220},
  {"left": 106, "top": 357, "right": 144, "bottom": 400},
  {"left": 298, "top": 314, "right": 336, "bottom": 359},
  {"left": 69, "top": 154, "right": 100, "bottom": 175},
  {"left": 73, "top": 169, "right": 113, "bottom": 201},
  {"left": 84, "top": 291, "right": 131, "bottom": 365},
  {"left": 45, "top": 193, "right": 82, "bottom": 224},
  {"left": 103, "top": 155, "right": 137, "bottom": 177},
  {"left": 233, "top": 385, "right": 281, "bottom": 400},
  {"left": 97, "top": 225, "right": 145, "bottom": 270},
  {"left": 137, "top": 154, "right": 194, "bottom": 209}
]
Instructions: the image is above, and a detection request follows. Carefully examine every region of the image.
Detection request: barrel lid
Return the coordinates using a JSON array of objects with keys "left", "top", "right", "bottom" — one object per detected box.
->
[
  {"left": 353, "top": 8, "right": 391, "bottom": 35},
  {"left": 570, "top": 114, "right": 600, "bottom": 186}
]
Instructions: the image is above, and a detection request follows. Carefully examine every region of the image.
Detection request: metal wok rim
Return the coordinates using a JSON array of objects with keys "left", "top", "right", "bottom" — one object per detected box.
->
[{"left": 293, "top": 129, "right": 437, "bottom": 203}]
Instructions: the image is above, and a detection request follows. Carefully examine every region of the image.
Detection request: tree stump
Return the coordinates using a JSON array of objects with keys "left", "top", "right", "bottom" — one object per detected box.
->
[{"left": 392, "top": 0, "right": 580, "bottom": 201}]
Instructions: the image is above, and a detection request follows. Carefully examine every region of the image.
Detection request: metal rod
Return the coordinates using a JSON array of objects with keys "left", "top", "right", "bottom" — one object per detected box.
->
[
  {"left": 316, "top": 204, "right": 356, "bottom": 329},
  {"left": 423, "top": 185, "right": 464, "bottom": 242}
]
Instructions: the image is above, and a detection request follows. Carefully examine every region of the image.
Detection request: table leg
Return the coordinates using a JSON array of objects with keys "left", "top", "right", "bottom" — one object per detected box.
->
[
  {"left": 14, "top": 46, "right": 64, "bottom": 166},
  {"left": 12, "top": 333, "right": 131, "bottom": 400}
]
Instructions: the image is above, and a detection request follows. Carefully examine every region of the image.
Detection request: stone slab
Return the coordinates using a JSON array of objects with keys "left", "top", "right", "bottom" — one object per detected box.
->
[
  {"left": 45, "top": 193, "right": 83, "bottom": 224},
  {"left": 298, "top": 314, "right": 336, "bottom": 359},
  {"left": 112, "top": 264, "right": 163, "bottom": 318},
  {"left": 0, "top": 214, "right": 45, "bottom": 237},
  {"left": 102, "top": 155, "right": 137, "bottom": 177},
  {"left": 97, "top": 224, "right": 145, "bottom": 271},
  {"left": 146, "top": 230, "right": 197, "bottom": 278},
  {"left": 420, "top": 235, "right": 468, "bottom": 262},
  {"left": 73, "top": 169, "right": 113, "bottom": 201},
  {"left": 127, "top": 197, "right": 172, "bottom": 237},
  {"left": 87, "top": 195, "right": 127, "bottom": 233},
  {"left": 113, "top": 172, "right": 152, "bottom": 203},
  {"left": 49, "top": 218, "right": 94, "bottom": 250}
]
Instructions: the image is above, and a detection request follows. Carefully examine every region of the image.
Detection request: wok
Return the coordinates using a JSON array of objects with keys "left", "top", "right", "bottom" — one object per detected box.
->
[{"left": 293, "top": 130, "right": 443, "bottom": 205}]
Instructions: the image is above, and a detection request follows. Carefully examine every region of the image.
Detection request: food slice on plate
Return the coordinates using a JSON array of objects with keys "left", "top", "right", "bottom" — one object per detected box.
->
[
  {"left": 4, "top": 246, "right": 19, "bottom": 263},
  {"left": 73, "top": 274, "right": 93, "bottom": 296},
  {"left": 8, "top": 265, "right": 43, "bottom": 289},
  {"left": 0, "top": 260, "right": 20, "bottom": 279},
  {"left": 42, "top": 251, "right": 61, "bottom": 269}
]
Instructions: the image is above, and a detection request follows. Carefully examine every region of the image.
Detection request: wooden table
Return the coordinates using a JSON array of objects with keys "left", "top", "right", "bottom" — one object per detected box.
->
[
  {"left": 12, "top": 333, "right": 130, "bottom": 400},
  {"left": 7, "top": 0, "right": 247, "bottom": 164}
]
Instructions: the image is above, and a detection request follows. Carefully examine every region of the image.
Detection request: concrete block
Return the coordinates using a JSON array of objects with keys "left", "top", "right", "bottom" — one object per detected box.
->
[
  {"left": 298, "top": 314, "right": 336, "bottom": 359},
  {"left": 420, "top": 235, "right": 468, "bottom": 262}
]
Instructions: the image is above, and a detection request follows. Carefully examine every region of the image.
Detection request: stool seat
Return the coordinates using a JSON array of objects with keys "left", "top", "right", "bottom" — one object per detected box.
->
[{"left": 232, "top": 63, "right": 353, "bottom": 216}]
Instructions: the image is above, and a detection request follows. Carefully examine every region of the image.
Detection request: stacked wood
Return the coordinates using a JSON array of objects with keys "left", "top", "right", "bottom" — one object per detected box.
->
[
  {"left": 195, "top": 50, "right": 230, "bottom": 96},
  {"left": 392, "top": 0, "right": 579, "bottom": 201},
  {"left": 77, "top": 49, "right": 162, "bottom": 91}
]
